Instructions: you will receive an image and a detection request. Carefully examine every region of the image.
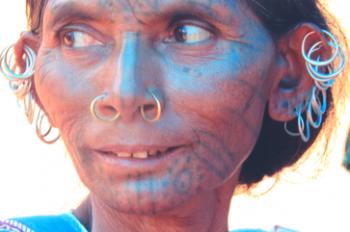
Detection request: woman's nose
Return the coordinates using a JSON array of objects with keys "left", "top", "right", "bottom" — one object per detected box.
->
[
  {"left": 98, "top": 32, "right": 163, "bottom": 123},
  {"left": 113, "top": 33, "right": 141, "bottom": 110}
]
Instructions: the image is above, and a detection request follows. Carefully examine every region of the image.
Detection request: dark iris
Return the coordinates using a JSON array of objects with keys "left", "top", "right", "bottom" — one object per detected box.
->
[
  {"left": 174, "top": 26, "right": 188, "bottom": 43},
  {"left": 63, "top": 31, "right": 74, "bottom": 46}
]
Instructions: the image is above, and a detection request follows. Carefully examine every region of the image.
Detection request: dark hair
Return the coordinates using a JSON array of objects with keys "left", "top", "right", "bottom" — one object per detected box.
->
[
  {"left": 25, "top": 0, "right": 348, "bottom": 186},
  {"left": 344, "top": 130, "right": 350, "bottom": 171}
]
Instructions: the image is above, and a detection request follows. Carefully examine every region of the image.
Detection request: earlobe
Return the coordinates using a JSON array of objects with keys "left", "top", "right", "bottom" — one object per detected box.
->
[
  {"left": 14, "top": 32, "right": 49, "bottom": 122},
  {"left": 268, "top": 50, "right": 313, "bottom": 122},
  {"left": 268, "top": 77, "right": 311, "bottom": 122},
  {"left": 13, "top": 31, "right": 40, "bottom": 69}
]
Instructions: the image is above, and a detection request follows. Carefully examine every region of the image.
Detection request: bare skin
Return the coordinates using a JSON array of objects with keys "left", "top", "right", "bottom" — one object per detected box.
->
[{"left": 15, "top": 0, "right": 323, "bottom": 231}]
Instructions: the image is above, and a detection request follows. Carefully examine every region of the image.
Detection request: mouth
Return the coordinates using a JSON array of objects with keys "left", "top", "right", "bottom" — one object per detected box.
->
[
  {"left": 98, "top": 146, "right": 182, "bottom": 160},
  {"left": 92, "top": 144, "right": 192, "bottom": 174}
]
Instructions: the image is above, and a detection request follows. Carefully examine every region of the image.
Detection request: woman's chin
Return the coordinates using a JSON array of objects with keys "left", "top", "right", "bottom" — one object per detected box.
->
[{"left": 92, "top": 185, "right": 199, "bottom": 216}]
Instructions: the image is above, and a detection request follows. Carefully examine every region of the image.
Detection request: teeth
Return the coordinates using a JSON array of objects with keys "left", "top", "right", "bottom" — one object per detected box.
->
[
  {"left": 148, "top": 150, "right": 158, "bottom": 156},
  {"left": 132, "top": 151, "right": 148, "bottom": 159},
  {"left": 117, "top": 152, "right": 132, "bottom": 158},
  {"left": 109, "top": 147, "right": 173, "bottom": 159}
]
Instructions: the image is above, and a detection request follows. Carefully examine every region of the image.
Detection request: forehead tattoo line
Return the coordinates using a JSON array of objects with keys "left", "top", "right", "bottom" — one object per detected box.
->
[{"left": 126, "top": 0, "right": 239, "bottom": 26}]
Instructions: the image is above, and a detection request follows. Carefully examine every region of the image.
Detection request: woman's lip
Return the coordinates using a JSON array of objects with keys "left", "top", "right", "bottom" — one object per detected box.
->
[
  {"left": 95, "top": 144, "right": 181, "bottom": 154},
  {"left": 93, "top": 145, "right": 190, "bottom": 173}
]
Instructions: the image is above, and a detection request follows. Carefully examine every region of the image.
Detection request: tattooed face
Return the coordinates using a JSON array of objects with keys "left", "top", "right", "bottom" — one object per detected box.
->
[{"left": 34, "top": 0, "right": 277, "bottom": 214}]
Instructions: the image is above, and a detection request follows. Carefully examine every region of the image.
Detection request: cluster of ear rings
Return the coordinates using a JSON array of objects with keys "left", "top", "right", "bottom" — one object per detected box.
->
[
  {"left": 284, "top": 30, "right": 346, "bottom": 142},
  {"left": 0, "top": 45, "right": 60, "bottom": 144},
  {"left": 0, "top": 44, "right": 52, "bottom": 145},
  {"left": 0, "top": 29, "right": 346, "bottom": 144}
]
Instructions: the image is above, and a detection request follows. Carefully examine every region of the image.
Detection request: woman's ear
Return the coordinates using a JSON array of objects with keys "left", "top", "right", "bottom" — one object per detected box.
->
[
  {"left": 12, "top": 32, "right": 49, "bottom": 116},
  {"left": 268, "top": 23, "right": 328, "bottom": 122},
  {"left": 13, "top": 31, "right": 40, "bottom": 72}
]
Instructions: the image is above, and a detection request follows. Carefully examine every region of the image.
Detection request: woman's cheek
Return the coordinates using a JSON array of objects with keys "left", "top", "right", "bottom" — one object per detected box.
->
[
  {"left": 165, "top": 45, "right": 270, "bottom": 159},
  {"left": 34, "top": 49, "right": 96, "bottom": 129}
]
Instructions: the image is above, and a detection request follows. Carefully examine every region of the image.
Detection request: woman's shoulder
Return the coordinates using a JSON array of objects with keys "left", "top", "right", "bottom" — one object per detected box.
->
[{"left": 0, "top": 212, "right": 87, "bottom": 232}]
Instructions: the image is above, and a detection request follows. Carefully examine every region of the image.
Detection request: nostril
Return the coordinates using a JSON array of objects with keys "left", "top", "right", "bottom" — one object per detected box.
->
[
  {"left": 101, "top": 105, "right": 119, "bottom": 117},
  {"left": 140, "top": 104, "right": 157, "bottom": 118},
  {"left": 143, "top": 104, "right": 155, "bottom": 111}
]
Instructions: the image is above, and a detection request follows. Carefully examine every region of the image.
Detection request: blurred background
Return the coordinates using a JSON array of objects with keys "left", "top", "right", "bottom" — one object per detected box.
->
[{"left": 0, "top": 1, "right": 350, "bottom": 231}]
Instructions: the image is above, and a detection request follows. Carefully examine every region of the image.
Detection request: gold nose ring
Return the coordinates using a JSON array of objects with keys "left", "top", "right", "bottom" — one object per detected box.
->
[
  {"left": 140, "top": 91, "right": 162, "bottom": 122},
  {"left": 90, "top": 94, "right": 120, "bottom": 122}
]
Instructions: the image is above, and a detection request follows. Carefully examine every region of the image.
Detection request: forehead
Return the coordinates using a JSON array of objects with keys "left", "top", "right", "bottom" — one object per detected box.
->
[
  {"left": 48, "top": 0, "right": 238, "bottom": 9},
  {"left": 46, "top": 0, "right": 244, "bottom": 20},
  {"left": 42, "top": 0, "right": 258, "bottom": 31}
]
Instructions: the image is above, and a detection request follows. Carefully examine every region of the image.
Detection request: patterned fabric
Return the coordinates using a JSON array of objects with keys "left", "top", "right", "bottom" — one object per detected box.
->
[
  {"left": 0, "top": 219, "right": 34, "bottom": 232},
  {"left": 0, "top": 213, "right": 87, "bottom": 232}
]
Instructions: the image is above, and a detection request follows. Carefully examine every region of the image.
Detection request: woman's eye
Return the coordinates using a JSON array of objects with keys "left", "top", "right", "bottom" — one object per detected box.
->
[
  {"left": 62, "top": 31, "right": 102, "bottom": 48},
  {"left": 171, "top": 24, "right": 213, "bottom": 44}
]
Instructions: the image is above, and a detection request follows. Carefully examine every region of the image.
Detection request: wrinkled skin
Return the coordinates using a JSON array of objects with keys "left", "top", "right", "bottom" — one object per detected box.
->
[{"left": 18, "top": 0, "right": 317, "bottom": 231}]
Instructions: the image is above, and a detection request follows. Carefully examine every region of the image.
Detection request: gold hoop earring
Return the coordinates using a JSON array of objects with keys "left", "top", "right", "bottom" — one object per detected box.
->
[
  {"left": 90, "top": 94, "right": 120, "bottom": 122},
  {"left": 140, "top": 91, "right": 162, "bottom": 122}
]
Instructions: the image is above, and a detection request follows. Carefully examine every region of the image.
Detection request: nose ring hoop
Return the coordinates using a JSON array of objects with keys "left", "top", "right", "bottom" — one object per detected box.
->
[
  {"left": 90, "top": 94, "right": 120, "bottom": 122},
  {"left": 140, "top": 91, "right": 162, "bottom": 122}
]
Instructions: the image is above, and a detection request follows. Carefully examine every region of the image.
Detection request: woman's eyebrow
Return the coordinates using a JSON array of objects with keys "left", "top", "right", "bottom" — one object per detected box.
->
[
  {"left": 47, "top": 2, "right": 103, "bottom": 28},
  {"left": 175, "top": 2, "right": 236, "bottom": 25},
  {"left": 168, "top": 5, "right": 235, "bottom": 26},
  {"left": 140, "top": 1, "right": 238, "bottom": 28}
]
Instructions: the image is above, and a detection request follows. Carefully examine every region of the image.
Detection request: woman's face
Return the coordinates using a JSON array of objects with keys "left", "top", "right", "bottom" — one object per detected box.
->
[{"left": 34, "top": 0, "right": 277, "bottom": 214}]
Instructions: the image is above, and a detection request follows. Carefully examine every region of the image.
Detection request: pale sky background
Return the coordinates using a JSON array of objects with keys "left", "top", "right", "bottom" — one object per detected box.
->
[{"left": 0, "top": 1, "right": 350, "bottom": 232}]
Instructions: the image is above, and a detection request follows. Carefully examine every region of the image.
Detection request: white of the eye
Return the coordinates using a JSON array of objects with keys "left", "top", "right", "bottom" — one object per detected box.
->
[
  {"left": 181, "top": 25, "right": 211, "bottom": 43},
  {"left": 68, "top": 31, "right": 99, "bottom": 48}
]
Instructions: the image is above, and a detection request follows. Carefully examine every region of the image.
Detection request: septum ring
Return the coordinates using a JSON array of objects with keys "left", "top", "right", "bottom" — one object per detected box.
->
[
  {"left": 90, "top": 94, "right": 120, "bottom": 122},
  {"left": 140, "top": 91, "right": 162, "bottom": 123}
]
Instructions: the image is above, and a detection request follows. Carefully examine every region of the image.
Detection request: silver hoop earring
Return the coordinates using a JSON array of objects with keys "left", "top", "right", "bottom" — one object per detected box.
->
[
  {"left": 140, "top": 91, "right": 162, "bottom": 122},
  {"left": 284, "top": 104, "right": 310, "bottom": 143},
  {"left": 1, "top": 45, "right": 35, "bottom": 100},
  {"left": 306, "top": 86, "right": 327, "bottom": 129},
  {"left": 284, "top": 88, "right": 326, "bottom": 143},
  {"left": 90, "top": 94, "right": 120, "bottom": 122},
  {"left": 0, "top": 45, "right": 36, "bottom": 81},
  {"left": 302, "top": 30, "right": 346, "bottom": 90},
  {"left": 35, "top": 110, "right": 60, "bottom": 144},
  {"left": 9, "top": 79, "right": 32, "bottom": 100},
  {"left": 23, "top": 92, "right": 36, "bottom": 124}
]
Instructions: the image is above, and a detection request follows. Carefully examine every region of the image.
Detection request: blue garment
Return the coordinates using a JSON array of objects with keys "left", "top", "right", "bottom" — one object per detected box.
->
[{"left": 1, "top": 212, "right": 87, "bottom": 232}]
